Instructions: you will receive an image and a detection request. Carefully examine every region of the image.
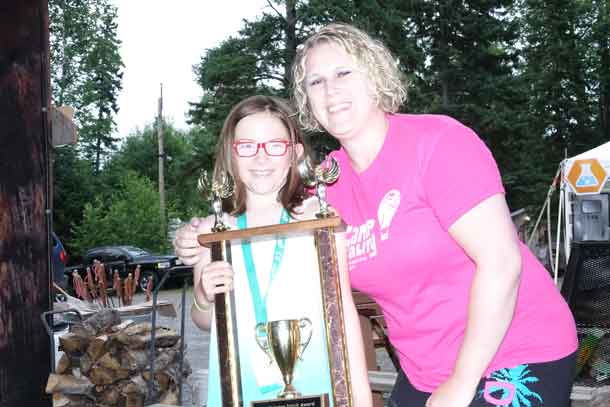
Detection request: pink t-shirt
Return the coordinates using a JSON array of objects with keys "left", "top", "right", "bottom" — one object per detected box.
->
[{"left": 326, "top": 113, "right": 577, "bottom": 392}]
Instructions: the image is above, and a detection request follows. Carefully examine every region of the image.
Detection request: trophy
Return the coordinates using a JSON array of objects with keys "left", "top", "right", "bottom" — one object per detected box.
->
[
  {"left": 195, "top": 166, "right": 352, "bottom": 407},
  {"left": 298, "top": 156, "right": 340, "bottom": 218},
  {"left": 255, "top": 318, "right": 320, "bottom": 403},
  {"left": 197, "top": 170, "right": 242, "bottom": 406}
]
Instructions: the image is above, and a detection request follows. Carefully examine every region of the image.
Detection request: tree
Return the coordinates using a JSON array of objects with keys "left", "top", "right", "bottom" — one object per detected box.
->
[
  {"left": 188, "top": 0, "right": 417, "bottom": 161},
  {"left": 49, "top": 0, "right": 123, "bottom": 246},
  {"left": 78, "top": 0, "right": 124, "bottom": 172},
  {"left": 70, "top": 172, "right": 167, "bottom": 254},
  {"left": 103, "top": 123, "right": 208, "bottom": 220},
  {"left": 52, "top": 146, "right": 97, "bottom": 242},
  {"left": 49, "top": 0, "right": 123, "bottom": 171}
]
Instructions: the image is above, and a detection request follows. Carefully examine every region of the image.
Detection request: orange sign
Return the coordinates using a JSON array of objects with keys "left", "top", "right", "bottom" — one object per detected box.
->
[{"left": 566, "top": 159, "right": 607, "bottom": 194}]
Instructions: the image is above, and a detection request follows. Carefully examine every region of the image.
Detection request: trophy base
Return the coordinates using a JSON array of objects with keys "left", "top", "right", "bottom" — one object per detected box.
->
[{"left": 251, "top": 393, "right": 329, "bottom": 407}]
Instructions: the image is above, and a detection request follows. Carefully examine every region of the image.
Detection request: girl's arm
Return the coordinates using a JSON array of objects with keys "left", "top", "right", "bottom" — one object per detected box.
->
[{"left": 336, "top": 232, "right": 374, "bottom": 407}]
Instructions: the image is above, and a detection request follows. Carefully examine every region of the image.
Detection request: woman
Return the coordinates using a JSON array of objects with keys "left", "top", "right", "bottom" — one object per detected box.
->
[
  {"left": 291, "top": 23, "right": 578, "bottom": 407},
  {"left": 173, "top": 95, "right": 372, "bottom": 406}
]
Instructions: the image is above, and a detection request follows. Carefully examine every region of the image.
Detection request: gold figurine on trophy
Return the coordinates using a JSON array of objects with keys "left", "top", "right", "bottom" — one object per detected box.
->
[
  {"left": 298, "top": 156, "right": 340, "bottom": 218},
  {"left": 197, "top": 170, "right": 234, "bottom": 232}
]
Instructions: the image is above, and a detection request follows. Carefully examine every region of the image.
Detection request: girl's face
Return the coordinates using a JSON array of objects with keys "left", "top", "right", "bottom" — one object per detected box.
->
[
  {"left": 233, "top": 112, "right": 302, "bottom": 201},
  {"left": 304, "top": 42, "right": 379, "bottom": 142}
]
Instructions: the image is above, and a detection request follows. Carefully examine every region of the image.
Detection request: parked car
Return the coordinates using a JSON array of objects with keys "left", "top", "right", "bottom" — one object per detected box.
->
[
  {"left": 51, "top": 232, "right": 68, "bottom": 289},
  {"left": 65, "top": 245, "right": 192, "bottom": 293}
]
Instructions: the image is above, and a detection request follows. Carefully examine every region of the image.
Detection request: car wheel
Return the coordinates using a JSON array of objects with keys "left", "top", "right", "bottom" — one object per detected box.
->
[{"left": 139, "top": 272, "right": 154, "bottom": 292}]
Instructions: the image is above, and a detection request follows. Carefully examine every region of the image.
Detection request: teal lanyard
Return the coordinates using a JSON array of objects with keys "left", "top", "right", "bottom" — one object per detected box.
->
[{"left": 237, "top": 209, "right": 290, "bottom": 325}]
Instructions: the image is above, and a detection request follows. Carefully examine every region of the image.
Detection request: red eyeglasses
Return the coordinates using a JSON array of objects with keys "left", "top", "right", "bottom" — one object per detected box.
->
[{"left": 232, "top": 140, "right": 292, "bottom": 157}]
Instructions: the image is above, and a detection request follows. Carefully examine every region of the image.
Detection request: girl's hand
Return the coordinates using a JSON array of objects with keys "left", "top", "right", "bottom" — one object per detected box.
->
[{"left": 197, "top": 260, "right": 234, "bottom": 303}]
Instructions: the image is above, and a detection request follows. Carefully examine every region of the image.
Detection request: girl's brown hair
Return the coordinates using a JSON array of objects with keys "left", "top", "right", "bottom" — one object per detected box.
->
[{"left": 213, "top": 95, "right": 307, "bottom": 215}]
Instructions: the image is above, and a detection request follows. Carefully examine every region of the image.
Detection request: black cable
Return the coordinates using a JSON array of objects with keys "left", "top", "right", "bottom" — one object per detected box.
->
[{"left": 39, "top": 0, "right": 54, "bottom": 371}]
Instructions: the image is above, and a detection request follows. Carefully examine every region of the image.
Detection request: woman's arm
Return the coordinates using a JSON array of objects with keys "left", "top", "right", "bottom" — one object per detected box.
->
[
  {"left": 335, "top": 232, "right": 374, "bottom": 407},
  {"left": 426, "top": 193, "right": 522, "bottom": 407}
]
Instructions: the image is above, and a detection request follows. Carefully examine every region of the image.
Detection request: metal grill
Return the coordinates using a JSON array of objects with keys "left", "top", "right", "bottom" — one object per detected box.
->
[{"left": 561, "top": 242, "right": 610, "bottom": 385}]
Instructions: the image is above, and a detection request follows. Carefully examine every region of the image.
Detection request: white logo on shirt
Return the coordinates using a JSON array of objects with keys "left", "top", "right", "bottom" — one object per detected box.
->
[
  {"left": 345, "top": 189, "right": 400, "bottom": 269},
  {"left": 346, "top": 220, "right": 377, "bottom": 267},
  {"left": 378, "top": 189, "right": 401, "bottom": 241}
]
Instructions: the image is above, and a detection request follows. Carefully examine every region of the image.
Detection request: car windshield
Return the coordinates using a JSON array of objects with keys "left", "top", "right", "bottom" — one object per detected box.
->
[{"left": 122, "top": 246, "right": 150, "bottom": 257}]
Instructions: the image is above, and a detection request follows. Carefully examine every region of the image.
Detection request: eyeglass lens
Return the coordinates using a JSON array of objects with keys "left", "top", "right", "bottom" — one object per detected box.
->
[{"left": 235, "top": 141, "right": 289, "bottom": 157}]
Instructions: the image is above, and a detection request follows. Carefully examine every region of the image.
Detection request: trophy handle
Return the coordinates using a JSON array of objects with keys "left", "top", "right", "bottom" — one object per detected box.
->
[
  {"left": 254, "top": 323, "right": 273, "bottom": 365},
  {"left": 297, "top": 318, "right": 313, "bottom": 361}
]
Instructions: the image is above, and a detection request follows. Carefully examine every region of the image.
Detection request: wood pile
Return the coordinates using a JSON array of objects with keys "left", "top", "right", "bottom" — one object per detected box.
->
[{"left": 46, "top": 309, "right": 191, "bottom": 406}]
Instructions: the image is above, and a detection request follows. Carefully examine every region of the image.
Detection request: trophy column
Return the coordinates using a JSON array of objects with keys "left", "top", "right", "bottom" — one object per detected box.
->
[{"left": 199, "top": 172, "right": 242, "bottom": 406}]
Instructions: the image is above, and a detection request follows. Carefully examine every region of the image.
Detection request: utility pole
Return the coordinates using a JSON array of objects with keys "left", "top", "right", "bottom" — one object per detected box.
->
[{"left": 157, "top": 84, "right": 166, "bottom": 242}]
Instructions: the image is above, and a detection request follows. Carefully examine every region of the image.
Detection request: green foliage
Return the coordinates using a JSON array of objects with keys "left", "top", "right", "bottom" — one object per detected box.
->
[
  {"left": 52, "top": 145, "right": 97, "bottom": 248},
  {"left": 50, "top": 0, "right": 123, "bottom": 249},
  {"left": 103, "top": 122, "right": 209, "bottom": 219},
  {"left": 69, "top": 172, "right": 166, "bottom": 254},
  {"left": 49, "top": 0, "right": 123, "bottom": 172},
  {"left": 53, "top": 0, "right": 610, "bottom": 257}
]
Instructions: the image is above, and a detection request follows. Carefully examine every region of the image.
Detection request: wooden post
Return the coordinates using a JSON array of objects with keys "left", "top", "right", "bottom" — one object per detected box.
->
[
  {"left": 157, "top": 84, "right": 166, "bottom": 241},
  {"left": 0, "top": 1, "right": 52, "bottom": 407}
]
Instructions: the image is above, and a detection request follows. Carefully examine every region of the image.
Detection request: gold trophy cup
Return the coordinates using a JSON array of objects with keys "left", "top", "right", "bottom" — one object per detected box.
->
[{"left": 255, "top": 318, "right": 313, "bottom": 399}]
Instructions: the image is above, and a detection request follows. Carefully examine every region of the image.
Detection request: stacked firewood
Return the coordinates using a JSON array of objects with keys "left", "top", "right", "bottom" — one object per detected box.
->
[{"left": 46, "top": 309, "right": 191, "bottom": 407}]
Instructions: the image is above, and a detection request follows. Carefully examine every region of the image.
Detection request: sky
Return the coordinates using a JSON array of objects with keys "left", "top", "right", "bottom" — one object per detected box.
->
[{"left": 112, "top": 1, "right": 270, "bottom": 138}]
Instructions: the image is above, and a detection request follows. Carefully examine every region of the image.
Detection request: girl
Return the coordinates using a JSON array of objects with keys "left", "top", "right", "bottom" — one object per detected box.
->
[{"left": 174, "top": 95, "right": 372, "bottom": 406}]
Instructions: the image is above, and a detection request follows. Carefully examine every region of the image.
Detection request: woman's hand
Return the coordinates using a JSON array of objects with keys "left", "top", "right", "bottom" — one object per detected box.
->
[
  {"left": 173, "top": 217, "right": 209, "bottom": 266},
  {"left": 426, "top": 374, "right": 478, "bottom": 407}
]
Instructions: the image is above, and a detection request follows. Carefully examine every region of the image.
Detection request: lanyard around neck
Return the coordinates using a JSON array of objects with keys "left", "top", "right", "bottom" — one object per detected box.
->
[{"left": 237, "top": 208, "right": 290, "bottom": 324}]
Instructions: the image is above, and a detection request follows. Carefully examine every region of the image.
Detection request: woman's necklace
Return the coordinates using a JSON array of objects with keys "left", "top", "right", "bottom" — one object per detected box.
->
[{"left": 237, "top": 208, "right": 290, "bottom": 324}]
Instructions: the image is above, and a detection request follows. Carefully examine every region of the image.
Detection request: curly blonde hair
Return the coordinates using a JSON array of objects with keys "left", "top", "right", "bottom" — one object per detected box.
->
[{"left": 292, "top": 23, "right": 408, "bottom": 131}]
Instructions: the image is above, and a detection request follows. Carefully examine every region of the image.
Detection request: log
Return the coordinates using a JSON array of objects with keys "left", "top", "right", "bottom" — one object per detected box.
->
[
  {"left": 56, "top": 353, "right": 71, "bottom": 374},
  {"left": 69, "top": 323, "right": 95, "bottom": 338},
  {"left": 122, "top": 380, "right": 145, "bottom": 395},
  {"left": 45, "top": 373, "right": 93, "bottom": 396},
  {"left": 154, "top": 346, "right": 178, "bottom": 371},
  {"left": 97, "top": 352, "right": 122, "bottom": 371},
  {"left": 159, "top": 387, "right": 179, "bottom": 405},
  {"left": 80, "top": 352, "right": 93, "bottom": 376},
  {"left": 125, "top": 392, "right": 144, "bottom": 407},
  {"left": 156, "top": 372, "right": 170, "bottom": 392},
  {"left": 86, "top": 334, "right": 109, "bottom": 361},
  {"left": 83, "top": 308, "right": 121, "bottom": 335},
  {"left": 58, "top": 332, "right": 90, "bottom": 355},
  {"left": 121, "top": 349, "right": 148, "bottom": 371},
  {"left": 114, "top": 325, "right": 179, "bottom": 349},
  {"left": 89, "top": 365, "right": 130, "bottom": 385},
  {"left": 128, "top": 374, "right": 147, "bottom": 392},
  {"left": 111, "top": 319, "right": 135, "bottom": 333},
  {"left": 97, "top": 386, "right": 120, "bottom": 406},
  {"left": 52, "top": 393, "right": 94, "bottom": 407}
]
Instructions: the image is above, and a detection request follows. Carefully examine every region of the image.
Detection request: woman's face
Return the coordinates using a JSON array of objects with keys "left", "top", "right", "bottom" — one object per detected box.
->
[
  {"left": 233, "top": 112, "right": 302, "bottom": 200},
  {"left": 304, "top": 42, "right": 379, "bottom": 142}
]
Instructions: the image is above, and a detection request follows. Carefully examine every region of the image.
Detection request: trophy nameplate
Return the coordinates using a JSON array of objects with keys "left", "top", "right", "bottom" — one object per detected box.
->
[{"left": 251, "top": 394, "right": 329, "bottom": 407}]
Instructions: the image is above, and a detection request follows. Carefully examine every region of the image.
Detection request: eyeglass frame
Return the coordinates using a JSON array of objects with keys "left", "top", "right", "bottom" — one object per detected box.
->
[{"left": 232, "top": 140, "right": 293, "bottom": 157}]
